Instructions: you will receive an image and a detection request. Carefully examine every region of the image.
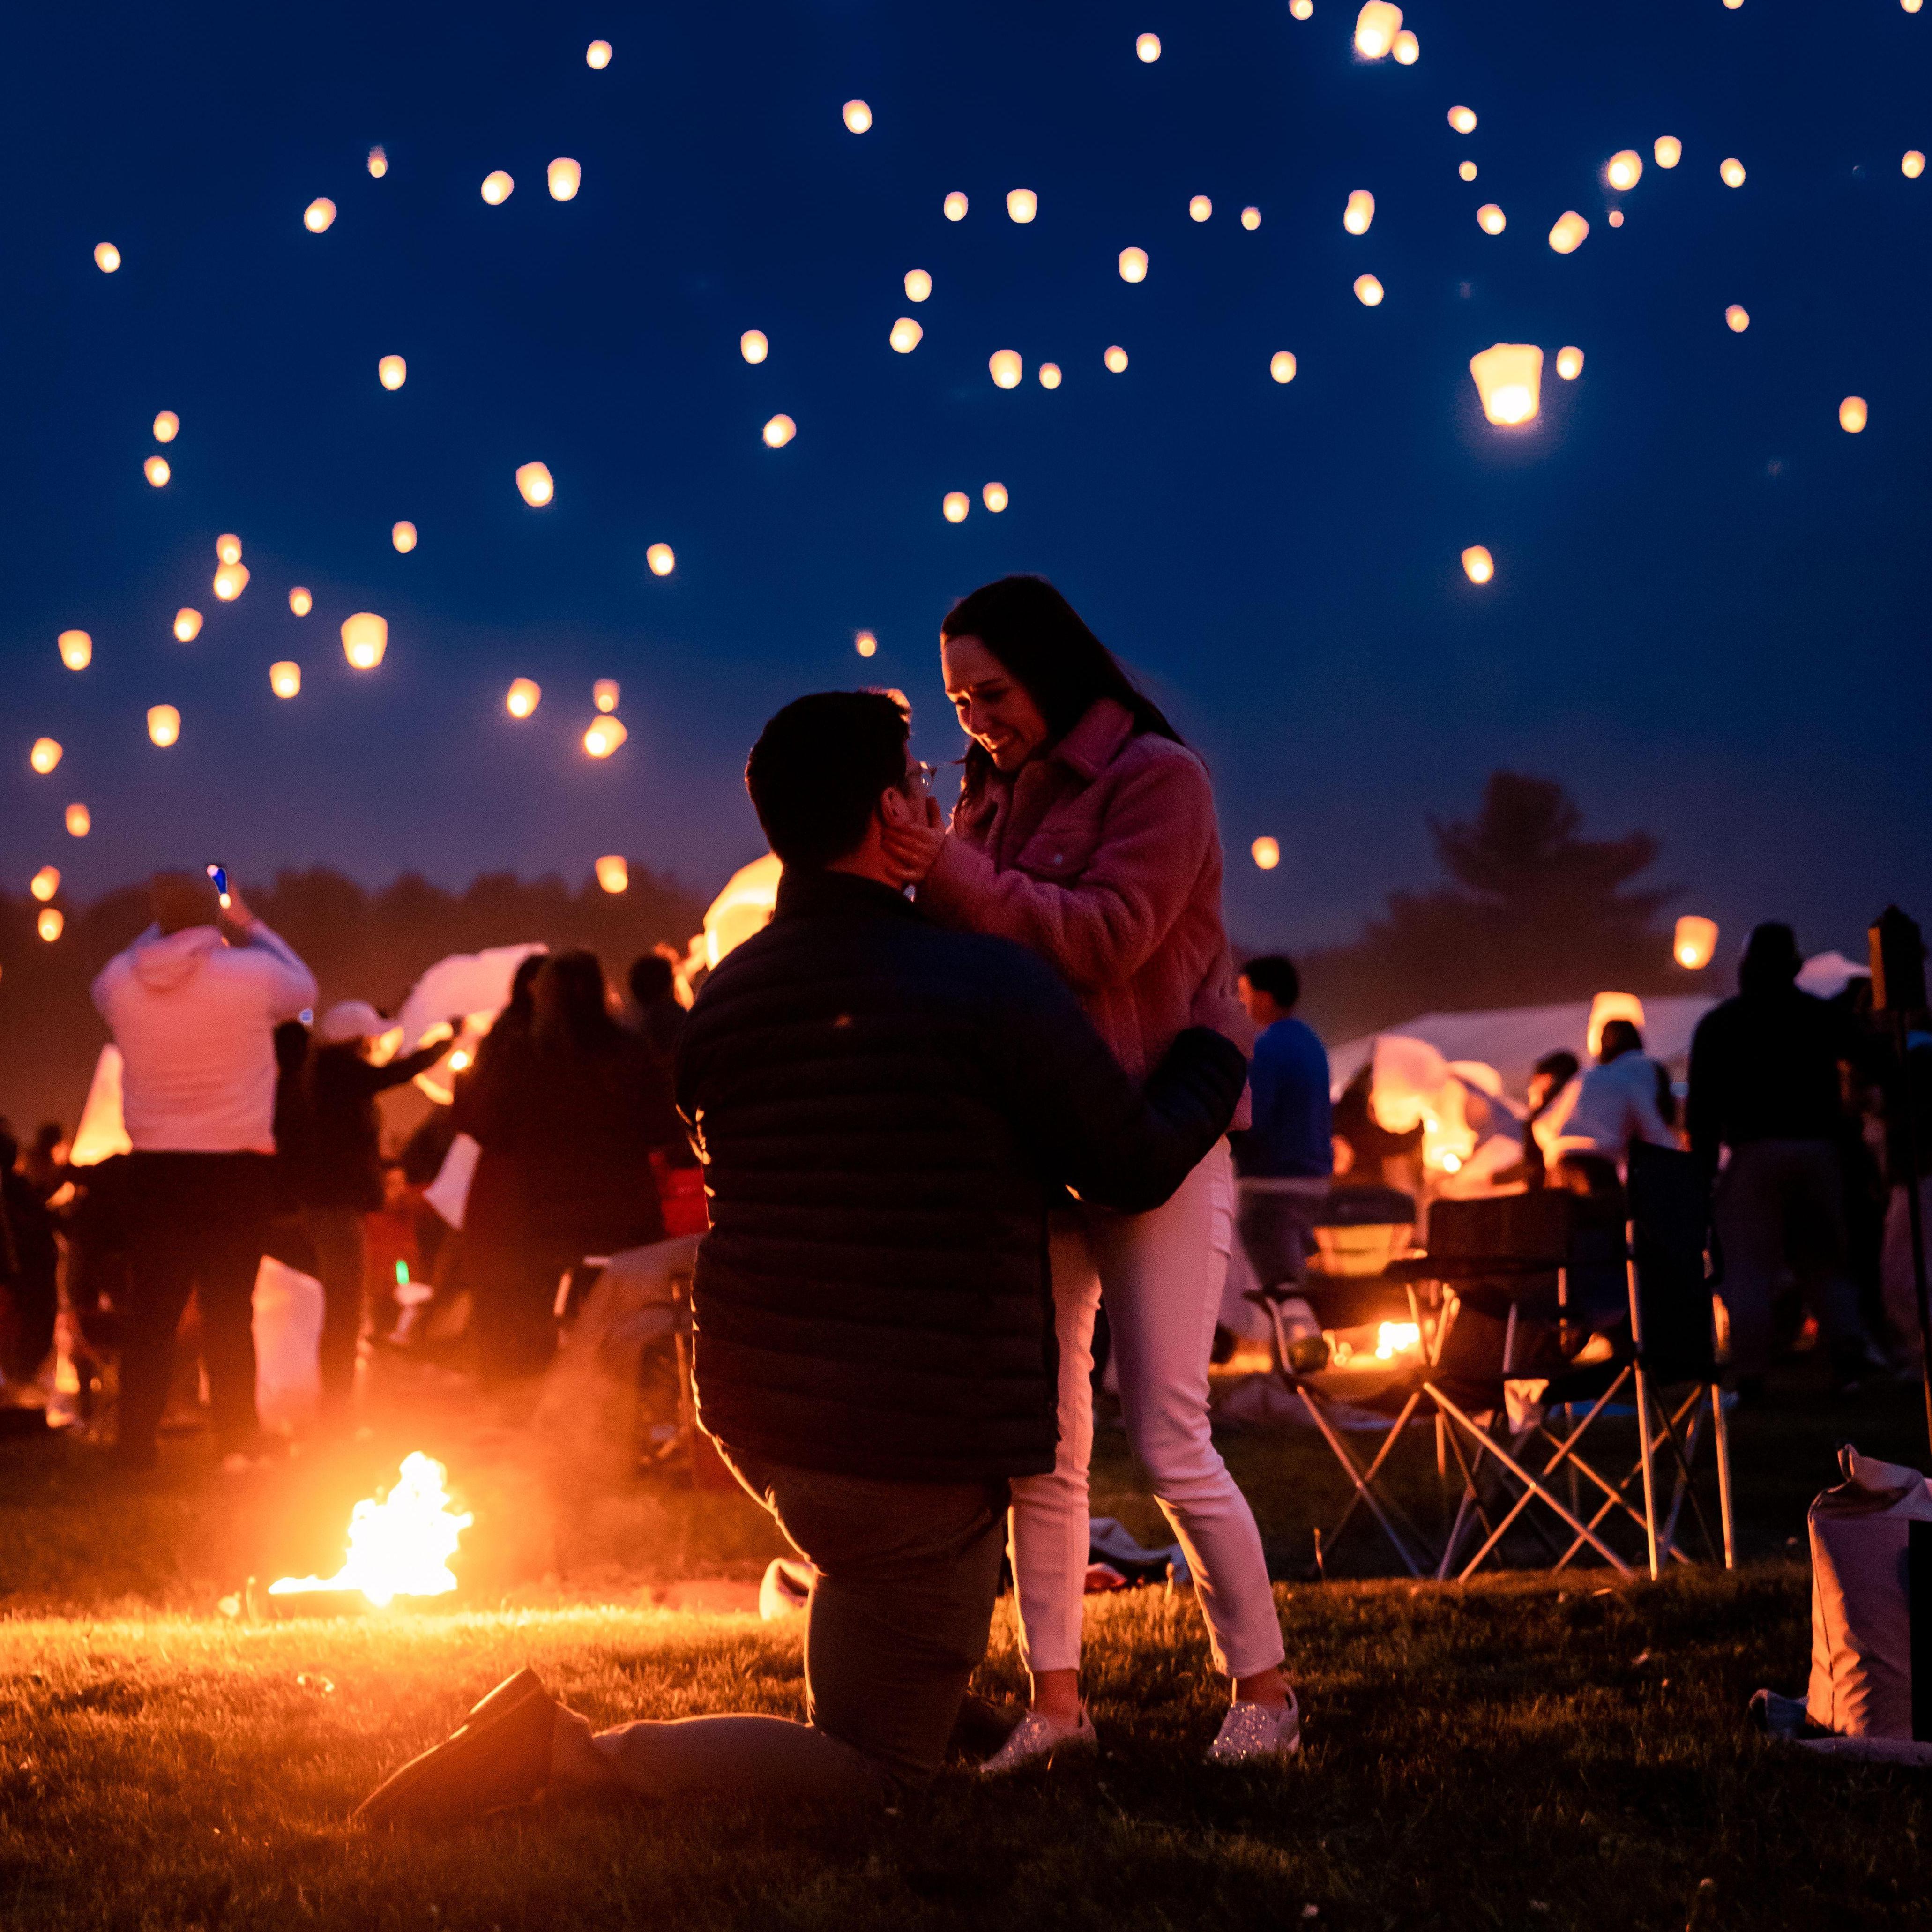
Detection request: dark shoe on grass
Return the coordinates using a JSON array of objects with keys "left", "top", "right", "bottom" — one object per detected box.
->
[{"left": 355, "top": 1668, "right": 557, "bottom": 1826}]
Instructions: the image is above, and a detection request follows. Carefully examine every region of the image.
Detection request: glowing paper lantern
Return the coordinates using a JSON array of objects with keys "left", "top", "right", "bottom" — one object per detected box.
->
[
  {"left": 505, "top": 677, "right": 541, "bottom": 717},
  {"left": 516, "top": 461, "right": 555, "bottom": 504},
  {"left": 1548, "top": 211, "right": 1589, "bottom": 254},
  {"left": 95, "top": 243, "right": 120, "bottom": 273},
  {"left": 174, "top": 608, "right": 203, "bottom": 642},
  {"left": 341, "top": 612, "right": 388, "bottom": 669},
  {"left": 1674, "top": 916, "right": 1718, "bottom": 970},
  {"left": 1119, "top": 246, "right": 1148, "bottom": 282},
  {"left": 1344, "top": 190, "right": 1375, "bottom": 235},
  {"left": 1447, "top": 105, "right": 1477, "bottom": 134},
  {"left": 1461, "top": 545, "right": 1494, "bottom": 585},
  {"left": 392, "top": 521, "right": 417, "bottom": 553},
  {"left": 38, "top": 909, "right": 63, "bottom": 944},
  {"left": 1654, "top": 136, "right": 1682, "bottom": 169},
  {"left": 1353, "top": 273, "right": 1385, "bottom": 306},
  {"left": 1725, "top": 305, "right": 1750, "bottom": 333},
  {"left": 368, "top": 146, "right": 388, "bottom": 178},
  {"left": 1354, "top": 3, "right": 1402, "bottom": 59},
  {"left": 990, "top": 349, "right": 1023, "bottom": 388},
  {"left": 1393, "top": 28, "right": 1418, "bottom": 62},
  {"left": 1469, "top": 343, "right": 1543, "bottom": 426},
  {"left": 270, "top": 661, "right": 301, "bottom": 698},
  {"left": 1904, "top": 151, "right": 1925, "bottom": 179},
  {"left": 481, "top": 171, "right": 514, "bottom": 205},
  {"left": 213, "top": 564, "right": 249, "bottom": 601},
  {"left": 1038, "top": 362, "right": 1063, "bottom": 388},
  {"left": 379, "top": 354, "right": 407, "bottom": 390},
  {"left": 1136, "top": 32, "right": 1161, "bottom": 61},
  {"left": 1240, "top": 205, "right": 1261, "bottom": 229},
  {"left": 1608, "top": 211, "right": 1625, "bottom": 229},
  {"left": 593, "top": 679, "right": 619, "bottom": 713},
  {"left": 1007, "top": 188, "right": 1037, "bottom": 223},
  {"left": 153, "top": 410, "right": 179, "bottom": 442},
  {"left": 942, "top": 492, "right": 970, "bottom": 523},
  {"left": 596, "top": 856, "right": 629, "bottom": 894},
  {"left": 890, "top": 316, "right": 923, "bottom": 352},
  {"left": 548, "top": 157, "right": 582, "bottom": 200},
  {"left": 66, "top": 804, "right": 90, "bottom": 837},
  {"left": 740, "top": 328, "right": 769, "bottom": 363},
  {"left": 1477, "top": 202, "right": 1506, "bottom": 235},
  {"left": 289, "top": 587, "right": 312, "bottom": 617},
  {"left": 904, "top": 269, "right": 932, "bottom": 301},
  {"left": 1720, "top": 157, "right": 1745, "bottom": 188},
  {"left": 855, "top": 631, "right": 878, "bottom": 657},
  {"left": 586, "top": 39, "right": 612, "bottom": 68},
  {"left": 147, "top": 705, "right": 181, "bottom": 748},
  {"left": 584, "top": 716, "right": 628, "bottom": 758},
  {"left": 1104, "top": 345, "right": 1129, "bottom": 372},
  {"left": 304, "top": 198, "right": 336, "bottom": 233},
  {"left": 984, "top": 482, "right": 1009, "bottom": 513},
  {"left": 1189, "top": 195, "right": 1212, "bottom": 222},
  {"left": 1606, "top": 150, "right": 1643, "bottom": 191},
  {"left": 30, "top": 739, "right": 62, "bottom": 775},
  {"left": 762, "top": 414, "right": 796, "bottom": 448},
  {"left": 1556, "top": 345, "right": 1584, "bottom": 380},
  {"left": 58, "top": 630, "right": 92, "bottom": 671},
  {"left": 1270, "top": 351, "right": 1297, "bottom": 383},
  {"left": 30, "top": 867, "right": 59, "bottom": 902},
  {"left": 144, "top": 456, "right": 170, "bottom": 487},
  {"left": 1459, "top": 160, "right": 1477, "bottom": 182},
  {"left": 646, "top": 543, "right": 675, "bottom": 575},
  {"left": 1840, "top": 395, "right": 1868, "bottom": 433},
  {"left": 1908, "top": 0, "right": 1925, "bottom": 12},
  {"left": 1290, "top": 0, "right": 1312, "bottom": 15},
  {"left": 944, "top": 191, "right": 968, "bottom": 221},
  {"left": 842, "top": 100, "right": 872, "bottom": 134},
  {"left": 216, "top": 533, "right": 242, "bottom": 565},
  {"left": 1252, "top": 837, "right": 1281, "bottom": 871}
]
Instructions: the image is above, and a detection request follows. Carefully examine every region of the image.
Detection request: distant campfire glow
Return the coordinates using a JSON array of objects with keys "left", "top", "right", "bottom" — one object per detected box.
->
[{"left": 269, "top": 1453, "right": 472, "bottom": 1609}]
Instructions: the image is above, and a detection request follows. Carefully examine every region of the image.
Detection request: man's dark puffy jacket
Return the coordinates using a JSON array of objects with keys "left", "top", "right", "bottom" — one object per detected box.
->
[{"left": 674, "top": 868, "right": 1248, "bottom": 1485}]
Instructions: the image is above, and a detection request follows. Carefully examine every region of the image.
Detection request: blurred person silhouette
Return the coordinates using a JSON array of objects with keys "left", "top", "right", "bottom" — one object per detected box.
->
[
  {"left": 0, "top": 1119, "right": 60, "bottom": 1394},
  {"left": 627, "top": 949, "right": 688, "bottom": 1063},
  {"left": 1538, "top": 1020, "right": 1676, "bottom": 1197}
]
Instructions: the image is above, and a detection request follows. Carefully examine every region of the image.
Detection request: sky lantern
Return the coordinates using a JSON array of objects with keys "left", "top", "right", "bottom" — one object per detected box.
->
[
  {"left": 144, "top": 456, "right": 170, "bottom": 487},
  {"left": 1461, "top": 545, "right": 1495, "bottom": 585},
  {"left": 990, "top": 349, "right": 1023, "bottom": 388},
  {"left": 983, "top": 482, "right": 1009, "bottom": 512},
  {"left": 1189, "top": 195, "right": 1212, "bottom": 222},
  {"left": 65, "top": 804, "right": 90, "bottom": 838},
  {"left": 1241, "top": 205, "right": 1261, "bottom": 229},
  {"left": 1725, "top": 304, "right": 1750, "bottom": 332},
  {"left": 583, "top": 716, "right": 627, "bottom": 758},
  {"left": 1477, "top": 202, "right": 1506, "bottom": 234},
  {"left": 1251, "top": 837, "right": 1281, "bottom": 871},
  {"left": 392, "top": 521, "right": 418, "bottom": 553},
  {"left": 58, "top": 630, "right": 92, "bottom": 671},
  {"left": 95, "top": 242, "right": 120, "bottom": 273},
  {"left": 153, "top": 410, "right": 179, "bottom": 442},
  {"left": 270, "top": 661, "right": 301, "bottom": 698},
  {"left": 646, "top": 542, "right": 675, "bottom": 575},
  {"left": 1007, "top": 188, "right": 1037, "bottom": 223},
  {"left": 1548, "top": 211, "right": 1589, "bottom": 254},
  {"left": 38, "top": 909, "right": 63, "bottom": 944},
  {"left": 740, "top": 328, "right": 769, "bottom": 363},
  {"left": 1119, "top": 246, "right": 1148, "bottom": 282},
  {"left": 1343, "top": 189, "right": 1375, "bottom": 234},
  {"left": 1353, "top": 273, "right": 1385, "bottom": 305},
  {"left": 1104, "top": 345, "right": 1129, "bottom": 372},
  {"left": 1270, "top": 351, "right": 1297, "bottom": 383},
  {"left": 515, "top": 460, "right": 555, "bottom": 504},
  {"left": 1654, "top": 135, "right": 1682, "bottom": 169},
  {"left": 1720, "top": 157, "right": 1746, "bottom": 187},
  {"left": 1674, "top": 916, "right": 1719, "bottom": 970},
  {"left": 213, "top": 563, "right": 249, "bottom": 601},
  {"left": 147, "top": 705, "right": 181, "bottom": 748},
  {"left": 1904, "top": 151, "right": 1925, "bottom": 179},
  {"left": 378, "top": 354, "right": 407, "bottom": 390},
  {"left": 944, "top": 191, "right": 968, "bottom": 221},
  {"left": 30, "top": 866, "right": 60, "bottom": 902},
  {"left": 1556, "top": 345, "right": 1584, "bottom": 379},
  {"left": 593, "top": 679, "right": 619, "bottom": 713},
  {"left": 1605, "top": 150, "right": 1642, "bottom": 191},
  {"left": 341, "top": 612, "right": 388, "bottom": 669},
  {"left": 1038, "top": 362, "right": 1063, "bottom": 388},
  {"left": 303, "top": 197, "right": 336, "bottom": 233},
  {"left": 1136, "top": 32, "right": 1161, "bottom": 61},
  {"left": 889, "top": 316, "right": 923, "bottom": 352},
  {"left": 30, "top": 739, "right": 62, "bottom": 775},
  {"left": 1608, "top": 211, "right": 1625, "bottom": 229},
  {"left": 548, "top": 157, "right": 582, "bottom": 200},
  {"left": 842, "top": 100, "right": 872, "bottom": 134},
  {"left": 904, "top": 269, "right": 932, "bottom": 300},
  {"left": 596, "top": 856, "right": 628, "bottom": 894},
  {"left": 174, "top": 607, "right": 203, "bottom": 641},
  {"left": 368, "top": 146, "right": 388, "bottom": 177},
  {"left": 1469, "top": 343, "right": 1543, "bottom": 425},
  {"left": 1354, "top": 4, "right": 1402, "bottom": 59},
  {"left": 481, "top": 171, "right": 514, "bottom": 205},
  {"left": 942, "top": 492, "right": 970, "bottom": 523},
  {"left": 762, "top": 414, "right": 796, "bottom": 448},
  {"left": 1394, "top": 29, "right": 1418, "bottom": 62},
  {"left": 1447, "top": 105, "right": 1477, "bottom": 134},
  {"left": 1460, "top": 162, "right": 1480, "bottom": 184},
  {"left": 217, "top": 533, "right": 242, "bottom": 564},
  {"left": 586, "top": 39, "right": 612, "bottom": 67},
  {"left": 1840, "top": 396, "right": 1868, "bottom": 433},
  {"left": 289, "top": 587, "right": 312, "bottom": 616},
  {"left": 855, "top": 630, "right": 878, "bottom": 657},
  {"left": 1290, "top": 0, "right": 1312, "bottom": 16},
  {"left": 505, "top": 677, "right": 541, "bottom": 717}
]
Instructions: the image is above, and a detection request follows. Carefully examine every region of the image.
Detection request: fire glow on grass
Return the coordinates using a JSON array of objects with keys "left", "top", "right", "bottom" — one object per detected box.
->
[{"left": 269, "top": 1453, "right": 472, "bottom": 1608}]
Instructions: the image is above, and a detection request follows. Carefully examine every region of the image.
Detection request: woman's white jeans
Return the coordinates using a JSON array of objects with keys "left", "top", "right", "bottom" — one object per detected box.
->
[{"left": 1007, "top": 1139, "right": 1285, "bottom": 1681}]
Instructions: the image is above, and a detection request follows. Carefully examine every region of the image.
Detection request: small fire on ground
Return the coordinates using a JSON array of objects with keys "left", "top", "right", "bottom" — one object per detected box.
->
[
  {"left": 1326, "top": 1321, "right": 1424, "bottom": 1369},
  {"left": 269, "top": 1453, "right": 472, "bottom": 1609}
]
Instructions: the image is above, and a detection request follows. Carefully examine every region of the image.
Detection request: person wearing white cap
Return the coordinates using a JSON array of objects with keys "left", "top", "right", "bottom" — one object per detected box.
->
[{"left": 298, "top": 1001, "right": 455, "bottom": 1419}]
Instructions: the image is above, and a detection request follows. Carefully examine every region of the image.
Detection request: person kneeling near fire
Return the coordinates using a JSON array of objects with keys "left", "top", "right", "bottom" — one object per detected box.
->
[{"left": 356, "top": 691, "right": 1251, "bottom": 1825}]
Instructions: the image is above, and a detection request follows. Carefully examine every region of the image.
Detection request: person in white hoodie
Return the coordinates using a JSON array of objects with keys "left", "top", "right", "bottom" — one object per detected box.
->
[
  {"left": 1535, "top": 1019, "right": 1678, "bottom": 1194},
  {"left": 92, "top": 871, "right": 317, "bottom": 1470}
]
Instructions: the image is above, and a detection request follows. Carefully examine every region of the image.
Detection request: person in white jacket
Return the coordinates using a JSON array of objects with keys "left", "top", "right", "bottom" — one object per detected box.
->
[
  {"left": 1535, "top": 1019, "right": 1678, "bottom": 1194},
  {"left": 92, "top": 871, "right": 317, "bottom": 1470}
]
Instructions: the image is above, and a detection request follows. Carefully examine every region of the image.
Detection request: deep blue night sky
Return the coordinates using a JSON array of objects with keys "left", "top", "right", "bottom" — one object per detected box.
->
[{"left": 4, "top": 0, "right": 1928, "bottom": 961}]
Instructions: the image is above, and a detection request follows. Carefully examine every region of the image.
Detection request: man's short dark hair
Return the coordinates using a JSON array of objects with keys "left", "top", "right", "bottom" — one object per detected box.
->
[
  {"left": 628, "top": 954, "right": 675, "bottom": 1007},
  {"left": 1240, "top": 955, "right": 1300, "bottom": 1011},
  {"left": 746, "top": 692, "right": 910, "bottom": 869}
]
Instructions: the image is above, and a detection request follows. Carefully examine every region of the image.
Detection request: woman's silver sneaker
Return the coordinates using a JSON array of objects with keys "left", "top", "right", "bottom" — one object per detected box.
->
[
  {"left": 1207, "top": 1692, "right": 1302, "bottom": 1763},
  {"left": 978, "top": 1707, "right": 1099, "bottom": 1774}
]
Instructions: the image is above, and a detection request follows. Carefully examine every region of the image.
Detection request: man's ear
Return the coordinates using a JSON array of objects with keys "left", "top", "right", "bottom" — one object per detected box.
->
[{"left": 878, "top": 784, "right": 914, "bottom": 828}]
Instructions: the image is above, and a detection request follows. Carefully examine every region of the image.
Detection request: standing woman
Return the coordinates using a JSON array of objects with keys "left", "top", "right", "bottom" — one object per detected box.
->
[{"left": 881, "top": 575, "right": 1297, "bottom": 1766}]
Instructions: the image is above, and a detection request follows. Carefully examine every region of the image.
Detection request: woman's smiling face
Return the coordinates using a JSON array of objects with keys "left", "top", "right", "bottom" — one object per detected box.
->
[{"left": 941, "top": 634, "right": 1050, "bottom": 772}]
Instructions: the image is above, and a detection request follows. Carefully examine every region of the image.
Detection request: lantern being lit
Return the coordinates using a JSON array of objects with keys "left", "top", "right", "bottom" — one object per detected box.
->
[
  {"left": 1477, "top": 202, "right": 1506, "bottom": 235},
  {"left": 304, "top": 198, "right": 336, "bottom": 233},
  {"left": 1354, "top": 3, "right": 1402, "bottom": 59},
  {"left": 740, "top": 329, "right": 768, "bottom": 363},
  {"left": 762, "top": 415, "right": 796, "bottom": 448},
  {"left": 1252, "top": 837, "right": 1281, "bottom": 871},
  {"left": 58, "top": 630, "right": 92, "bottom": 671},
  {"left": 584, "top": 716, "right": 627, "bottom": 758},
  {"left": 904, "top": 269, "right": 932, "bottom": 301},
  {"left": 1353, "top": 274, "right": 1385, "bottom": 306},
  {"left": 144, "top": 456, "right": 170, "bottom": 487},
  {"left": 989, "top": 349, "right": 1023, "bottom": 388},
  {"left": 1840, "top": 396, "right": 1868, "bottom": 433},
  {"left": 1448, "top": 105, "right": 1477, "bottom": 134},
  {"left": 505, "top": 677, "right": 541, "bottom": 718},
  {"left": 66, "top": 804, "right": 90, "bottom": 837},
  {"left": 1725, "top": 305, "right": 1750, "bottom": 333},
  {"left": 1720, "top": 157, "right": 1745, "bottom": 188},
  {"left": 593, "top": 679, "right": 619, "bottom": 713},
  {"left": 270, "top": 661, "right": 301, "bottom": 699},
  {"left": 890, "top": 316, "right": 923, "bottom": 353},
  {"left": 1548, "top": 212, "right": 1589, "bottom": 254},
  {"left": 392, "top": 521, "right": 417, "bottom": 553},
  {"left": 646, "top": 543, "right": 675, "bottom": 576},
  {"left": 174, "top": 608, "right": 203, "bottom": 641},
  {"left": 481, "top": 171, "right": 514, "bottom": 205},
  {"left": 983, "top": 482, "right": 1009, "bottom": 513},
  {"left": 1119, "top": 246, "right": 1148, "bottom": 282},
  {"left": 379, "top": 354, "right": 407, "bottom": 390},
  {"left": 213, "top": 564, "right": 250, "bottom": 601},
  {"left": 147, "top": 705, "right": 181, "bottom": 748},
  {"left": 368, "top": 146, "right": 388, "bottom": 178},
  {"left": 153, "top": 410, "right": 179, "bottom": 442},
  {"left": 842, "top": 100, "right": 872, "bottom": 134},
  {"left": 96, "top": 242, "right": 121, "bottom": 273},
  {"left": 1461, "top": 545, "right": 1494, "bottom": 584},
  {"left": 596, "top": 856, "right": 629, "bottom": 894},
  {"left": 942, "top": 492, "right": 970, "bottom": 523},
  {"left": 1343, "top": 190, "right": 1375, "bottom": 235},
  {"left": 1104, "top": 344, "right": 1129, "bottom": 372},
  {"left": 944, "top": 191, "right": 968, "bottom": 221},
  {"left": 1469, "top": 343, "right": 1543, "bottom": 426},
  {"left": 30, "top": 867, "right": 60, "bottom": 903},
  {"left": 1007, "top": 189, "right": 1037, "bottom": 224},
  {"left": 1189, "top": 195, "right": 1212, "bottom": 222},
  {"left": 516, "top": 461, "right": 555, "bottom": 505},
  {"left": 1136, "top": 32, "right": 1161, "bottom": 61},
  {"left": 38, "top": 909, "right": 63, "bottom": 943},
  {"left": 1556, "top": 345, "right": 1584, "bottom": 380},
  {"left": 1039, "top": 362, "right": 1062, "bottom": 388},
  {"left": 1605, "top": 150, "right": 1643, "bottom": 191},
  {"left": 289, "top": 587, "right": 312, "bottom": 616},
  {"left": 30, "top": 739, "right": 62, "bottom": 775},
  {"left": 1674, "top": 916, "right": 1719, "bottom": 970},
  {"left": 586, "top": 39, "right": 612, "bottom": 68},
  {"left": 1241, "top": 205, "right": 1261, "bottom": 229},
  {"left": 548, "top": 158, "right": 581, "bottom": 200},
  {"left": 342, "top": 612, "right": 388, "bottom": 670}
]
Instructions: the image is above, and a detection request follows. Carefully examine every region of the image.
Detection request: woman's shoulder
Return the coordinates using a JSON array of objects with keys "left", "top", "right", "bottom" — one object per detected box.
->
[{"left": 1099, "top": 729, "right": 1213, "bottom": 804}]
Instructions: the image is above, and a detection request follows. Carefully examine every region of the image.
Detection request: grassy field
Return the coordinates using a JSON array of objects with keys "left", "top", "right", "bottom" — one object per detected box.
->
[{"left": 2, "top": 1364, "right": 1929, "bottom": 1929}]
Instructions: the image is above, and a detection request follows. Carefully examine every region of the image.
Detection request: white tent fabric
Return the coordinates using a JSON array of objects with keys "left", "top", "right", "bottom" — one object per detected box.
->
[
  {"left": 68, "top": 1044, "right": 132, "bottom": 1167},
  {"left": 704, "top": 852, "right": 782, "bottom": 968}
]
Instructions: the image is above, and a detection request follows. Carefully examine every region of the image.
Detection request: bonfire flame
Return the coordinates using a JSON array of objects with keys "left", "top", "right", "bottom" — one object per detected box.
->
[{"left": 269, "top": 1453, "right": 473, "bottom": 1608}]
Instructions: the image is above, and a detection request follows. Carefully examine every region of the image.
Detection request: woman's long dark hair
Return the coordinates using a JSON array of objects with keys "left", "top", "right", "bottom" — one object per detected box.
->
[
  {"left": 941, "top": 576, "right": 1181, "bottom": 795},
  {"left": 533, "top": 951, "right": 624, "bottom": 1057}
]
